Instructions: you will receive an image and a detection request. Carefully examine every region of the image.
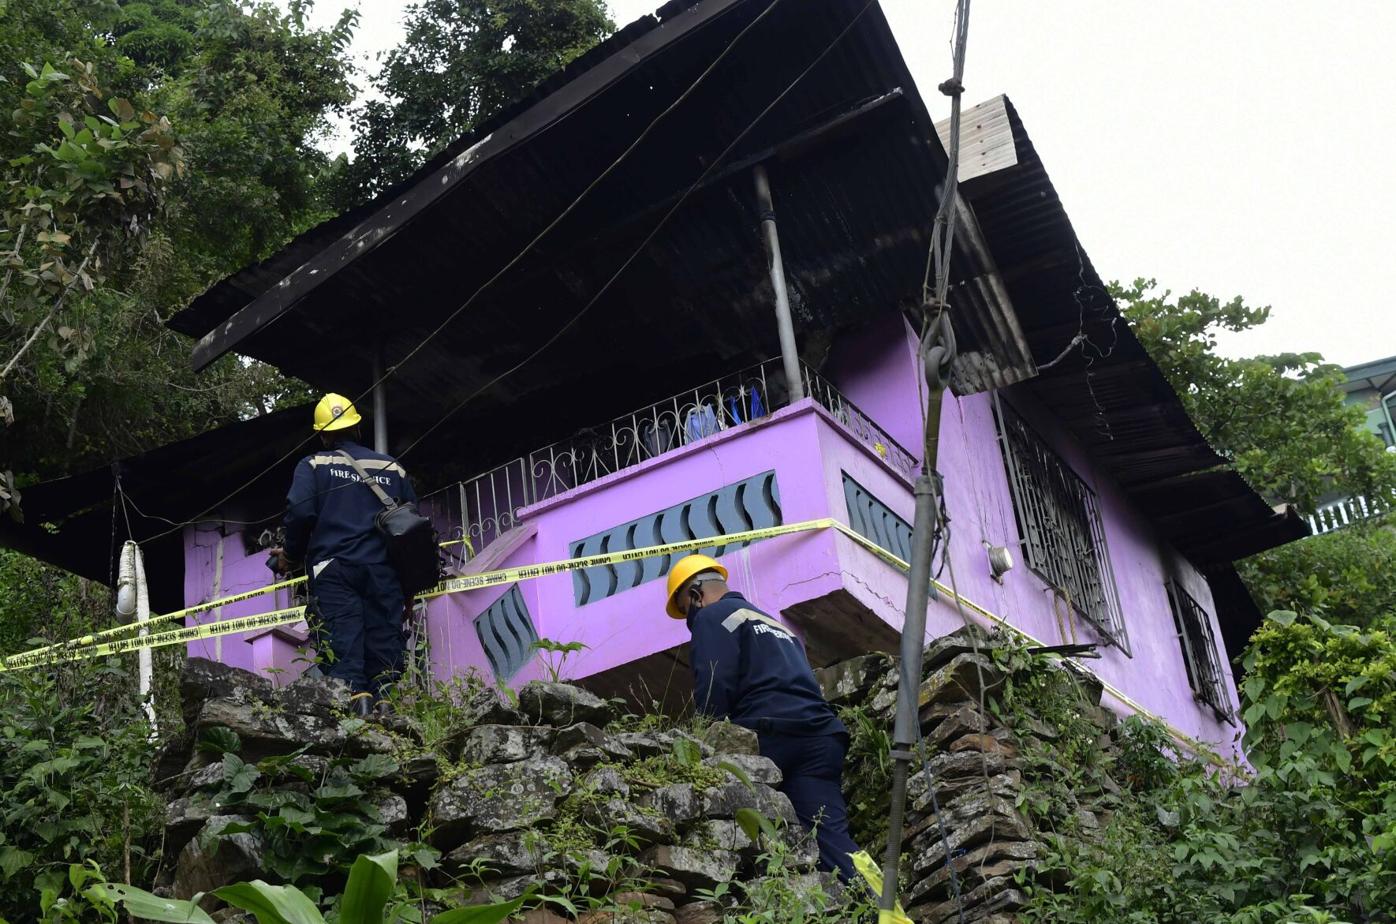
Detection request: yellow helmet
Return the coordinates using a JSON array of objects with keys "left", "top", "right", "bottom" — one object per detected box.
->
[
  {"left": 665, "top": 553, "right": 728, "bottom": 619},
  {"left": 313, "top": 393, "right": 362, "bottom": 433}
]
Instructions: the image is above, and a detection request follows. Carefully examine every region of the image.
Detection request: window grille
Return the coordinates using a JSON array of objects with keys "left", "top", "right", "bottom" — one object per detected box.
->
[
  {"left": 1165, "top": 580, "right": 1233, "bottom": 721},
  {"left": 994, "top": 397, "right": 1128, "bottom": 652}
]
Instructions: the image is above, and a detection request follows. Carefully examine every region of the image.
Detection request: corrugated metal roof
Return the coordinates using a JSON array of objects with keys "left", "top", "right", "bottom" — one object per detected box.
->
[
  {"left": 0, "top": 407, "right": 307, "bottom": 611},
  {"left": 10, "top": 5, "right": 1306, "bottom": 594},
  {"left": 938, "top": 95, "right": 1308, "bottom": 564},
  {"left": 171, "top": 0, "right": 1036, "bottom": 415}
]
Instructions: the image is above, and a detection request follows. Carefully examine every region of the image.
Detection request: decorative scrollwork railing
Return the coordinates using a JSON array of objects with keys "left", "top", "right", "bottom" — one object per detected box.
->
[
  {"left": 426, "top": 358, "right": 916, "bottom": 557},
  {"left": 1308, "top": 493, "right": 1390, "bottom": 535}
]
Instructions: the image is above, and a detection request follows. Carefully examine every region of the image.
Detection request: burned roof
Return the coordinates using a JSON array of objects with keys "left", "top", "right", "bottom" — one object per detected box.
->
[
  {"left": 0, "top": 407, "right": 306, "bottom": 612},
  {"left": 170, "top": 0, "right": 1036, "bottom": 430}
]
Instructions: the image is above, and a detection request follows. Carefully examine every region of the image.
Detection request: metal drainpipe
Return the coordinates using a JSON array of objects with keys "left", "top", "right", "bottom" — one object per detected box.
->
[
  {"left": 372, "top": 349, "right": 388, "bottom": 453},
  {"left": 753, "top": 164, "right": 805, "bottom": 402},
  {"left": 1381, "top": 390, "right": 1396, "bottom": 450}
]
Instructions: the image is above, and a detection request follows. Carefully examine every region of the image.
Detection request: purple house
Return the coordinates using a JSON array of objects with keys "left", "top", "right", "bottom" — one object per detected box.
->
[{"left": 4, "top": 0, "right": 1306, "bottom": 755}]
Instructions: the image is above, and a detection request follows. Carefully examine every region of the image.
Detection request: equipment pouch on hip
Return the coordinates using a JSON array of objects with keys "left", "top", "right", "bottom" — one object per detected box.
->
[{"left": 337, "top": 451, "right": 440, "bottom": 595}]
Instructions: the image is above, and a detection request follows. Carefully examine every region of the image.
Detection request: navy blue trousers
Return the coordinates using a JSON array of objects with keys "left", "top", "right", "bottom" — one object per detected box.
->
[
  {"left": 309, "top": 560, "right": 405, "bottom": 695},
  {"left": 758, "top": 732, "right": 860, "bottom": 881}
]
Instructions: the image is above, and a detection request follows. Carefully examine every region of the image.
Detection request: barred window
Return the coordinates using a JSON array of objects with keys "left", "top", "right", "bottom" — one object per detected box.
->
[
  {"left": 1165, "top": 581, "right": 1233, "bottom": 721},
  {"left": 994, "top": 397, "right": 1128, "bottom": 652}
]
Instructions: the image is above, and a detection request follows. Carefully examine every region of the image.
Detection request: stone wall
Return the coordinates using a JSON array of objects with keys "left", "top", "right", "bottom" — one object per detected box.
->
[
  {"left": 155, "top": 661, "right": 831, "bottom": 923},
  {"left": 816, "top": 625, "right": 1122, "bottom": 924},
  {"left": 154, "top": 624, "right": 1123, "bottom": 923}
]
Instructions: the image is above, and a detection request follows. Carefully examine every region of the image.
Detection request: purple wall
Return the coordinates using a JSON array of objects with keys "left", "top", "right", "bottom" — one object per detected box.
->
[
  {"left": 827, "top": 319, "right": 1239, "bottom": 751},
  {"left": 182, "top": 317, "right": 1242, "bottom": 753},
  {"left": 182, "top": 525, "right": 309, "bottom": 686}
]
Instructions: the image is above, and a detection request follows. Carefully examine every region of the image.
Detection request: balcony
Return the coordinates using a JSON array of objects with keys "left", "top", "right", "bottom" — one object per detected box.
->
[
  {"left": 414, "top": 357, "right": 928, "bottom": 700},
  {"left": 1308, "top": 493, "right": 1391, "bottom": 535},
  {"left": 422, "top": 358, "right": 918, "bottom": 559}
]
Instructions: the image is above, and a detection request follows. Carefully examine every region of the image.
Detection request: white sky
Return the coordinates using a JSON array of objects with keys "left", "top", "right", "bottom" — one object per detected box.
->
[{"left": 294, "top": 0, "right": 1396, "bottom": 368}]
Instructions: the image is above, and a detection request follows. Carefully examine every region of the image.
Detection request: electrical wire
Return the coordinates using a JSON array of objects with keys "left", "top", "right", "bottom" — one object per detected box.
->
[
  {"left": 135, "top": 0, "right": 792, "bottom": 547},
  {"left": 396, "top": 0, "right": 879, "bottom": 461}
]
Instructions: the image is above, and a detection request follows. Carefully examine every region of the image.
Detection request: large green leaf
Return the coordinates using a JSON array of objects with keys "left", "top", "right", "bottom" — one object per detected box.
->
[
  {"left": 429, "top": 897, "right": 526, "bottom": 924},
  {"left": 213, "top": 881, "right": 325, "bottom": 924},
  {"left": 105, "top": 883, "right": 216, "bottom": 923},
  {"left": 338, "top": 850, "right": 398, "bottom": 924},
  {"left": 0, "top": 846, "right": 33, "bottom": 880}
]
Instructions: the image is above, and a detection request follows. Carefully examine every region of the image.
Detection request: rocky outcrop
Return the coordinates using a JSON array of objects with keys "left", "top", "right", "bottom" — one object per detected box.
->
[
  {"left": 813, "top": 624, "right": 1133, "bottom": 924},
  {"left": 154, "top": 625, "right": 1117, "bottom": 922},
  {"left": 155, "top": 660, "right": 823, "bottom": 917}
]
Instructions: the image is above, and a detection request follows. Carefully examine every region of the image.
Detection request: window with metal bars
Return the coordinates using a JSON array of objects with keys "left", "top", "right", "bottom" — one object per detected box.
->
[
  {"left": 994, "top": 396, "right": 1129, "bottom": 652},
  {"left": 1165, "top": 580, "right": 1233, "bottom": 721}
]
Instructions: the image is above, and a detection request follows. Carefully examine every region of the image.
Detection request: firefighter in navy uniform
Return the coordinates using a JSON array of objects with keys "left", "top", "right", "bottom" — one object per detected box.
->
[
  {"left": 666, "top": 553, "right": 860, "bottom": 882},
  {"left": 270, "top": 393, "right": 417, "bottom": 709}
]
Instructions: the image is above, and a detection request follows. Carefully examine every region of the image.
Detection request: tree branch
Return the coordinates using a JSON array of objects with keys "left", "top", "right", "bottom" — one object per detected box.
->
[
  {"left": 0, "top": 238, "right": 98, "bottom": 381},
  {"left": 0, "top": 223, "right": 29, "bottom": 309}
]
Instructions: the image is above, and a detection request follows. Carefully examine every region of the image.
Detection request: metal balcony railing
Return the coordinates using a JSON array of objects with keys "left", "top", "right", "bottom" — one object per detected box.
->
[
  {"left": 424, "top": 358, "right": 917, "bottom": 556},
  {"left": 1309, "top": 493, "right": 1390, "bottom": 535}
]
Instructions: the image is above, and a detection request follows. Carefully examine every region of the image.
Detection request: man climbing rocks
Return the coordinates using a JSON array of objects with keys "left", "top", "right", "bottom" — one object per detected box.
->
[
  {"left": 271, "top": 393, "right": 416, "bottom": 710},
  {"left": 666, "top": 553, "right": 860, "bottom": 882}
]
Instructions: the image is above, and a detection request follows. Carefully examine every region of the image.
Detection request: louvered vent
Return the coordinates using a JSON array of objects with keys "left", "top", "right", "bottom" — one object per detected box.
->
[
  {"left": 841, "top": 473, "right": 914, "bottom": 562},
  {"left": 569, "top": 471, "right": 782, "bottom": 606},
  {"left": 474, "top": 586, "right": 539, "bottom": 680}
]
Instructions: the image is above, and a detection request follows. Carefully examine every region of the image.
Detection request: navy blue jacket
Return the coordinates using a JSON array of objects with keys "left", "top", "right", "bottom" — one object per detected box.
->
[
  {"left": 687, "top": 592, "right": 846, "bottom": 737},
  {"left": 282, "top": 440, "right": 417, "bottom": 567}
]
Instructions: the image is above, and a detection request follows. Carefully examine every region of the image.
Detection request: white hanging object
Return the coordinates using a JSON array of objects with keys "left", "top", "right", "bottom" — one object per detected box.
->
[{"left": 116, "top": 540, "right": 158, "bottom": 734}]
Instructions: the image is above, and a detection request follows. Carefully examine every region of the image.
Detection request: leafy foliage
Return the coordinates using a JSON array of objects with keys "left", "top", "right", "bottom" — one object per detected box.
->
[
  {"left": 205, "top": 745, "right": 402, "bottom": 885},
  {"left": 0, "top": 663, "right": 162, "bottom": 922},
  {"left": 1117, "top": 278, "right": 1396, "bottom": 513},
  {"left": 98, "top": 848, "right": 524, "bottom": 923},
  {"left": 1240, "top": 518, "right": 1396, "bottom": 629},
  {"left": 1, "top": 0, "right": 352, "bottom": 485},
  {"left": 838, "top": 702, "right": 892, "bottom": 850},
  {"left": 1007, "top": 613, "right": 1396, "bottom": 924},
  {"left": 334, "top": 0, "right": 613, "bottom": 205},
  {"left": 696, "top": 832, "right": 879, "bottom": 923}
]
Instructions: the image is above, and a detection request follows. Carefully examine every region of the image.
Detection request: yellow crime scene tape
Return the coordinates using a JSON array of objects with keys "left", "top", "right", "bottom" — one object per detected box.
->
[
  {"left": 0, "top": 517, "right": 1226, "bottom": 761},
  {"left": 0, "top": 606, "right": 312, "bottom": 670},
  {"left": 0, "top": 519, "right": 833, "bottom": 672},
  {"left": 10, "top": 535, "right": 478, "bottom": 663}
]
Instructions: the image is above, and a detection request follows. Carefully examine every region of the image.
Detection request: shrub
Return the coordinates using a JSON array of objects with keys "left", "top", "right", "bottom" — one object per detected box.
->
[{"left": 0, "top": 663, "right": 162, "bottom": 920}]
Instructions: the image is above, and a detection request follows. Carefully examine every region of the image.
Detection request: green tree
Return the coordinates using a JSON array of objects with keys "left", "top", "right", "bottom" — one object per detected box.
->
[
  {"left": 1017, "top": 611, "right": 1396, "bottom": 923},
  {"left": 1, "top": 0, "right": 356, "bottom": 485},
  {"left": 334, "top": 0, "right": 614, "bottom": 206},
  {"left": 1241, "top": 520, "right": 1396, "bottom": 628},
  {"left": 1117, "top": 279, "right": 1396, "bottom": 514}
]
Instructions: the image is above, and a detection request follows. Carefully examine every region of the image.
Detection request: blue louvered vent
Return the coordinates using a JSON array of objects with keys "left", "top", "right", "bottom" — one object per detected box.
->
[
  {"left": 474, "top": 586, "right": 539, "bottom": 680},
  {"left": 842, "top": 473, "right": 914, "bottom": 562},
  {"left": 570, "top": 470, "right": 782, "bottom": 606}
]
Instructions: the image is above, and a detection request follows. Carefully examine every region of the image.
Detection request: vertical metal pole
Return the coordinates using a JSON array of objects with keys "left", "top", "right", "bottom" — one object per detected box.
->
[
  {"left": 753, "top": 164, "right": 805, "bottom": 402},
  {"left": 372, "top": 348, "right": 388, "bottom": 453},
  {"left": 879, "top": 396, "right": 944, "bottom": 913},
  {"left": 1380, "top": 390, "right": 1396, "bottom": 450}
]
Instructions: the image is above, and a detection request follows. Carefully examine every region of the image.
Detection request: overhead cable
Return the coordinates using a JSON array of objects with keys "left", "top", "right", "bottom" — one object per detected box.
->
[{"left": 136, "top": 0, "right": 791, "bottom": 545}]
